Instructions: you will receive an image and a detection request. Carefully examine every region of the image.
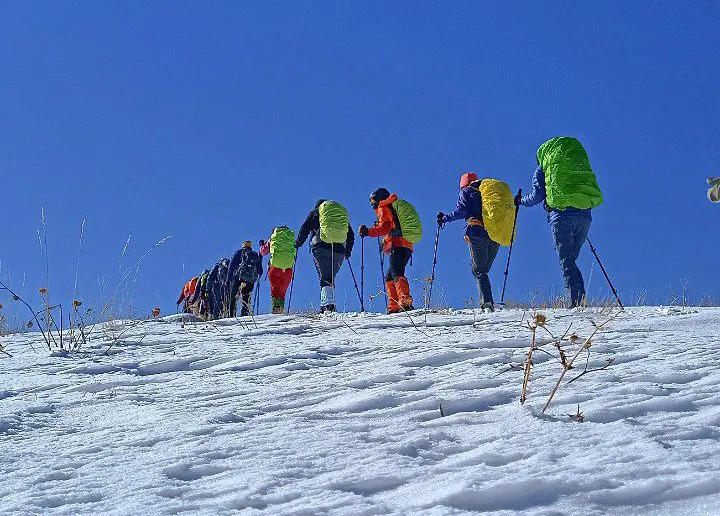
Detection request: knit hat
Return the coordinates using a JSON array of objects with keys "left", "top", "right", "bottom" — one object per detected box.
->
[
  {"left": 370, "top": 187, "right": 390, "bottom": 208},
  {"left": 460, "top": 172, "right": 478, "bottom": 188}
]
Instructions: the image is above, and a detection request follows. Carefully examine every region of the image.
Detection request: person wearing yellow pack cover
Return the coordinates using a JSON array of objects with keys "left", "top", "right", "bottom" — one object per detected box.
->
[{"left": 438, "top": 172, "right": 500, "bottom": 312}]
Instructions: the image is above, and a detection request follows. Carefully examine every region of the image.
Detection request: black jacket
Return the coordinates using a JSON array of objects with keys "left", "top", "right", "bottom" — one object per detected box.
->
[{"left": 296, "top": 209, "right": 355, "bottom": 257}]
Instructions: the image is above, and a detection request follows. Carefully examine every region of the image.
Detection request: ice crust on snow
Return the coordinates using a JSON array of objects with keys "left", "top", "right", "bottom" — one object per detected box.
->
[{"left": 1, "top": 307, "right": 720, "bottom": 515}]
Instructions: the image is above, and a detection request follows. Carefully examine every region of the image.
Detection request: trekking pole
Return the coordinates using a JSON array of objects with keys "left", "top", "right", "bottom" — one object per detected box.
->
[
  {"left": 286, "top": 262, "right": 297, "bottom": 315},
  {"left": 427, "top": 222, "right": 442, "bottom": 308},
  {"left": 347, "top": 260, "right": 364, "bottom": 311},
  {"left": 586, "top": 237, "right": 624, "bottom": 310},
  {"left": 500, "top": 188, "right": 522, "bottom": 304},
  {"left": 360, "top": 237, "right": 365, "bottom": 312},
  {"left": 253, "top": 281, "right": 261, "bottom": 315},
  {"left": 378, "top": 237, "right": 385, "bottom": 285}
]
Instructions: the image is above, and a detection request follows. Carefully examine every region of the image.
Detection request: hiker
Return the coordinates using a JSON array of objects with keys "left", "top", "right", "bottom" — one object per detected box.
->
[
  {"left": 259, "top": 226, "right": 297, "bottom": 314},
  {"left": 358, "top": 188, "right": 422, "bottom": 314},
  {"left": 515, "top": 136, "right": 603, "bottom": 307},
  {"left": 176, "top": 276, "right": 199, "bottom": 313},
  {"left": 227, "top": 241, "right": 263, "bottom": 317},
  {"left": 187, "top": 269, "right": 210, "bottom": 318},
  {"left": 295, "top": 199, "right": 355, "bottom": 313},
  {"left": 437, "top": 173, "right": 508, "bottom": 312},
  {"left": 708, "top": 177, "right": 720, "bottom": 203},
  {"left": 206, "top": 258, "right": 231, "bottom": 319}
]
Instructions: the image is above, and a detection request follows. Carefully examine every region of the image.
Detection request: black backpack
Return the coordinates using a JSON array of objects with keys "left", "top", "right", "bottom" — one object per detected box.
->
[{"left": 238, "top": 249, "right": 261, "bottom": 283}]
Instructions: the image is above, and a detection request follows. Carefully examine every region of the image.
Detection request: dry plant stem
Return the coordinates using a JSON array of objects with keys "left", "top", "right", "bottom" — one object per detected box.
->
[
  {"left": 568, "top": 358, "right": 614, "bottom": 384},
  {"left": 520, "top": 324, "right": 537, "bottom": 404},
  {"left": 370, "top": 289, "right": 428, "bottom": 337},
  {"left": 542, "top": 311, "right": 621, "bottom": 414},
  {"left": 338, "top": 315, "right": 359, "bottom": 335},
  {"left": 0, "top": 281, "right": 51, "bottom": 350}
]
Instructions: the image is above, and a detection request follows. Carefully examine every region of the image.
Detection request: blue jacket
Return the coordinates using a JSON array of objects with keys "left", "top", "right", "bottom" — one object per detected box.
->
[
  {"left": 442, "top": 187, "right": 490, "bottom": 238},
  {"left": 521, "top": 166, "right": 592, "bottom": 223}
]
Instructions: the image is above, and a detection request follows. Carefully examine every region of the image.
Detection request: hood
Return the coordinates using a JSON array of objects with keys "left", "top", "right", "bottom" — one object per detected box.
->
[{"left": 377, "top": 193, "right": 399, "bottom": 207}]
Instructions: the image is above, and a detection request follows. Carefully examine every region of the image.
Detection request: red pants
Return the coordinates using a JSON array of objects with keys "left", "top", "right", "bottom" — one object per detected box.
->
[{"left": 268, "top": 266, "right": 293, "bottom": 300}]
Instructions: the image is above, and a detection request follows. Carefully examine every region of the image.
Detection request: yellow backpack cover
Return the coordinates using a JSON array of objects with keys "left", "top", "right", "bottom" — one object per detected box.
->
[{"left": 477, "top": 179, "right": 517, "bottom": 246}]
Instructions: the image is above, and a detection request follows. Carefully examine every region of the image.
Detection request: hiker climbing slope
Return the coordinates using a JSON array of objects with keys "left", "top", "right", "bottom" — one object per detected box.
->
[
  {"left": 176, "top": 276, "right": 198, "bottom": 313},
  {"left": 187, "top": 269, "right": 210, "bottom": 318},
  {"left": 260, "top": 226, "right": 296, "bottom": 314},
  {"left": 206, "top": 258, "right": 231, "bottom": 319},
  {"left": 227, "top": 241, "right": 263, "bottom": 317},
  {"left": 708, "top": 177, "right": 720, "bottom": 203},
  {"left": 295, "top": 199, "right": 355, "bottom": 313},
  {"left": 359, "top": 188, "right": 422, "bottom": 314},
  {"left": 439, "top": 173, "right": 516, "bottom": 312},
  {"left": 516, "top": 136, "right": 603, "bottom": 307}
]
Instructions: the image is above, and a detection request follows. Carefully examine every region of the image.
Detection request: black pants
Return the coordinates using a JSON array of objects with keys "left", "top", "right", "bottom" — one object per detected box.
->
[
  {"left": 237, "top": 281, "right": 255, "bottom": 316},
  {"left": 385, "top": 247, "right": 412, "bottom": 282},
  {"left": 312, "top": 247, "right": 345, "bottom": 287}
]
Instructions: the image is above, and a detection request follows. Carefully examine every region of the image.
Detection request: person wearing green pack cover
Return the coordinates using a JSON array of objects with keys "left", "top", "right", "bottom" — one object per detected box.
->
[
  {"left": 359, "top": 187, "right": 421, "bottom": 313},
  {"left": 515, "top": 136, "right": 603, "bottom": 307},
  {"left": 295, "top": 199, "right": 355, "bottom": 313},
  {"left": 260, "top": 226, "right": 296, "bottom": 314}
]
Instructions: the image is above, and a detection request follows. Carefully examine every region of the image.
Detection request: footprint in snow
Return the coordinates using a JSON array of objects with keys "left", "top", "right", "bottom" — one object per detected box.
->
[{"left": 164, "top": 463, "right": 227, "bottom": 482}]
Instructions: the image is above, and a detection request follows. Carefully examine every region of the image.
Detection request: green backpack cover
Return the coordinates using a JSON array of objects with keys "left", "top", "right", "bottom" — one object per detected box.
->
[
  {"left": 391, "top": 199, "right": 423, "bottom": 244},
  {"left": 318, "top": 201, "right": 349, "bottom": 244},
  {"left": 537, "top": 136, "right": 603, "bottom": 210},
  {"left": 270, "top": 227, "right": 296, "bottom": 270}
]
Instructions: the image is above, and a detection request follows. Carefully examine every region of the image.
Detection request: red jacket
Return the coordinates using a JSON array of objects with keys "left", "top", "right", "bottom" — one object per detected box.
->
[
  {"left": 366, "top": 193, "right": 413, "bottom": 254},
  {"left": 177, "top": 276, "right": 198, "bottom": 305}
]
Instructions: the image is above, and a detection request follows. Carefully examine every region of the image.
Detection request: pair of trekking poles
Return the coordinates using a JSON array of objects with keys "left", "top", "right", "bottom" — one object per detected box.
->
[{"left": 285, "top": 244, "right": 365, "bottom": 314}]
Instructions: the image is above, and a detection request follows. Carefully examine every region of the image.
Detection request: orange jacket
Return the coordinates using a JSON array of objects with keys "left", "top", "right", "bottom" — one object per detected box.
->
[
  {"left": 366, "top": 193, "right": 413, "bottom": 254},
  {"left": 177, "top": 276, "right": 198, "bottom": 305}
]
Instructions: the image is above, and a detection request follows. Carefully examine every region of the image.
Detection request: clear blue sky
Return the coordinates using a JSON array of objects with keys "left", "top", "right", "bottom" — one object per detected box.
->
[{"left": 1, "top": 2, "right": 718, "bottom": 322}]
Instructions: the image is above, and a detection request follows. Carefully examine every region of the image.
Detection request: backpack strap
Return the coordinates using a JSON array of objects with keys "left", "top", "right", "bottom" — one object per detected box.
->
[{"left": 388, "top": 203, "right": 403, "bottom": 239}]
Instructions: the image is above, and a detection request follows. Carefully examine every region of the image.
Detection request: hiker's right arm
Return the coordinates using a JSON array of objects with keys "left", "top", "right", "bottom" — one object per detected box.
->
[
  {"left": 520, "top": 166, "right": 546, "bottom": 207},
  {"left": 295, "top": 210, "right": 318, "bottom": 248},
  {"left": 259, "top": 240, "right": 271, "bottom": 256},
  {"left": 443, "top": 189, "right": 471, "bottom": 223},
  {"left": 366, "top": 206, "right": 392, "bottom": 238}
]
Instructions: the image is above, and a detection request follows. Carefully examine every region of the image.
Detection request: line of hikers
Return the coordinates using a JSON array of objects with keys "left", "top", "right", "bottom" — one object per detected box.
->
[{"left": 177, "top": 136, "right": 608, "bottom": 318}]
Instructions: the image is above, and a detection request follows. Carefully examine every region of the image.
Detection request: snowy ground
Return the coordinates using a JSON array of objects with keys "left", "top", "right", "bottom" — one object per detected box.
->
[{"left": 2, "top": 306, "right": 720, "bottom": 515}]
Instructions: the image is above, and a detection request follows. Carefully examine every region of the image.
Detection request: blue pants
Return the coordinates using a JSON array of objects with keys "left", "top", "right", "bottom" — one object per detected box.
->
[
  {"left": 550, "top": 213, "right": 592, "bottom": 306},
  {"left": 467, "top": 235, "right": 500, "bottom": 307}
]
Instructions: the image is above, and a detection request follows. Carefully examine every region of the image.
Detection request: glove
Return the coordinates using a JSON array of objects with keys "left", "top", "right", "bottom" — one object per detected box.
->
[
  {"left": 358, "top": 225, "right": 369, "bottom": 238},
  {"left": 437, "top": 212, "right": 445, "bottom": 226},
  {"left": 514, "top": 193, "right": 523, "bottom": 207},
  {"left": 259, "top": 239, "right": 266, "bottom": 247}
]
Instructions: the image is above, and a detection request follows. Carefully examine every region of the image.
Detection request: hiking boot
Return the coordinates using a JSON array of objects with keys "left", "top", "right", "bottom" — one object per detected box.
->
[
  {"left": 325, "top": 304, "right": 336, "bottom": 313},
  {"left": 387, "top": 307, "right": 402, "bottom": 315},
  {"left": 272, "top": 306, "right": 284, "bottom": 314},
  {"left": 481, "top": 302, "right": 495, "bottom": 313}
]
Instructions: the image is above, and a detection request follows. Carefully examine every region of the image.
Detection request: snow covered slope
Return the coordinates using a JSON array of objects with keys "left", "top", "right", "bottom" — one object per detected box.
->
[{"left": 2, "top": 307, "right": 720, "bottom": 515}]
